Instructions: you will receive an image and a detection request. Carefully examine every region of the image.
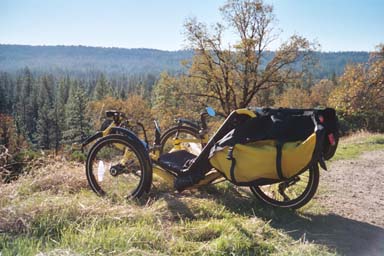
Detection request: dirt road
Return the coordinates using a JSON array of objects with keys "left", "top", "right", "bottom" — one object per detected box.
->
[
  {"left": 319, "top": 150, "right": 384, "bottom": 228},
  {"left": 307, "top": 150, "right": 384, "bottom": 256}
]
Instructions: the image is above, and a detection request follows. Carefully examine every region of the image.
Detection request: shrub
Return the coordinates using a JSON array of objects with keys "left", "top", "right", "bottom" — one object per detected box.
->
[{"left": 69, "top": 150, "right": 86, "bottom": 162}]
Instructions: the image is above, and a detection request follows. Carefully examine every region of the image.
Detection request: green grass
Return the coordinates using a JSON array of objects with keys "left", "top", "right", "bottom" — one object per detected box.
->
[
  {"left": 332, "top": 132, "right": 384, "bottom": 161},
  {"left": 0, "top": 161, "right": 336, "bottom": 255},
  {"left": 0, "top": 194, "right": 310, "bottom": 255},
  {"left": 6, "top": 131, "right": 384, "bottom": 255}
]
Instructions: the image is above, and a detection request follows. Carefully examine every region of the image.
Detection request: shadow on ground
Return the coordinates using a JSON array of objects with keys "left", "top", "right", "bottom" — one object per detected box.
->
[
  {"left": 276, "top": 213, "right": 384, "bottom": 256},
  {"left": 153, "top": 185, "right": 384, "bottom": 256}
]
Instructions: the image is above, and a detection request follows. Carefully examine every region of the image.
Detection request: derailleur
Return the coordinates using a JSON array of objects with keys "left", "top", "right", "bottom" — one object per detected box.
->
[
  {"left": 278, "top": 176, "right": 300, "bottom": 201},
  {"left": 109, "top": 159, "right": 135, "bottom": 176}
]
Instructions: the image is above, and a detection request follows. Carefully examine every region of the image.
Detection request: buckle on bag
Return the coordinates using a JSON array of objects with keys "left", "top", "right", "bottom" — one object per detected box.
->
[{"left": 227, "top": 146, "right": 234, "bottom": 160}]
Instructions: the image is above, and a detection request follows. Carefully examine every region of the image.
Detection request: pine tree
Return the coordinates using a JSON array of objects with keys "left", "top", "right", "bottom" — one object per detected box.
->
[
  {"left": 0, "top": 72, "right": 14, "bottom": 114},
  {"left": 5, "top": 73, "right": 15, "bottom": 114},
  {"left": 36, "top": 75, "right": 55, "bottom": 149},
  {"left": 94, "top": 73, "right": 111, "bottom": 100},
  {"left": 52, "top": 76, "right": 71, "bottom": 152},
  {"left": 58, "top": 76, "right": 70, "bottom": 105},
  {"left": 14, "top": 68, "right": 39, "bottom": 143},
  {"left": 118, "top": 86, "right": 127, "bottom": 99},
  {"left": 0, "top": 79, "right": 5, "bottom": 113},
  {"left": 330, "top": 71, "right": 338, "bottom": 86},
  {"left": 51, "top": 100, "right": 62, "bottom": 153},
  {"left": 62, "top": 81, "right": 90, "bottom": 144}
]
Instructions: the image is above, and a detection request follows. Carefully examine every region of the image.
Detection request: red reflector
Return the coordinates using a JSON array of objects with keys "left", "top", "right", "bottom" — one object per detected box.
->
[
  {"left": 328, "top": 133, "right": 336, "bottom": 146},
  {"left": 319, "top": 115, "right": 324, "bottom": 123}
]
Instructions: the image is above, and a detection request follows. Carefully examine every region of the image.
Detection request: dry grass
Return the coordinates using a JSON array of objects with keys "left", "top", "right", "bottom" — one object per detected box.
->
[
  {"left": 0, "top": 160, "right": 151, "bottom": 234},
  {"left": 3, "top": 131, "right": 383, "bottom": 254},
  {"left": 3, "top": 131, "right": 383, "bottom": 255},
  {"left": 26, "top": 162, "right": 88, "bottom": 194},
  {"left": 340, "top": 130, "right": 380, "bottom": 144},
  {"left": 332, "top": 131, "right": 384, "bottom": 161},
  {"left": 0, "top": 157, "right": 337, "bottom": 255}
]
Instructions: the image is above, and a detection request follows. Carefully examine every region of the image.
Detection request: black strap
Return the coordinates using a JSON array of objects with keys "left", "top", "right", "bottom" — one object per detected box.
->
[
  {"left": 276, "top": 141, "right": 285, "bottom": 180},
  {"left": 229, "top": 157, "right": 237, "bottom": 183},
  {"left": 227, "top": 146, "right": 237, "bottom": 183}
]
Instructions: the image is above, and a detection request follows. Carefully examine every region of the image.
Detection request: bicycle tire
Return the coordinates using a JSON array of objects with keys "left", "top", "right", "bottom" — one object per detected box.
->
[
  {"left": 86, "top": 134, "right": 152, "bottom": 199},
  {"left": 249, "top": 165, "right": 319, "bottom": 209}
]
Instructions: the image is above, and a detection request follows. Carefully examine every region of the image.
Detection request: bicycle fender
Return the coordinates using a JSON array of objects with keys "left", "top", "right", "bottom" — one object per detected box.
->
[
  {"left": 82, "top": 128, "right": 143, "bottom": 149},
  {"left": 82, "top": 131, "right": 103, "bottom": 148},
  {"left": 177, "top": 118, "right": 200, "bottom": 130},
  {"left": 110, "top": 127, "right": 151, "bottom": 159}
]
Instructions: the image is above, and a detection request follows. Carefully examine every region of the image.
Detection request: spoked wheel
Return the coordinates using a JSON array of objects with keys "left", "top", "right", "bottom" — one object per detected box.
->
[
  {"left": 86, "top": 135, "right": 152, "bottom": 200},
  {"left": 250, "top": 165, "right": 319, "bottom": 209},
  {"left": 160, "top": 126, "right": 204, "bottom": 155}
]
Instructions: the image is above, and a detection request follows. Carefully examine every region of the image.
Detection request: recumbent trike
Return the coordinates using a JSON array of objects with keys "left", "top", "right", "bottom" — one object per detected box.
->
[{"left": 81, "top": 107, "right": 339, "bottom": 209}]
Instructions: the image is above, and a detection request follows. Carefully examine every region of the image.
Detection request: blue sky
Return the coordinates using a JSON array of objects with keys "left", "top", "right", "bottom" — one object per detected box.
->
[{"left": 0, "top": 0, "right": 383, "bottom": 51}]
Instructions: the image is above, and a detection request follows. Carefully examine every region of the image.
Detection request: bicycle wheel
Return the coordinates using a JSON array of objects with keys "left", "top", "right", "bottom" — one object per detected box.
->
[
  {"left": 160, "top": 126, "right": 204, "bottom": 155},
  {"left": 249, "top": 165, "right": 319, "bottom": 209},
  {"left": 86, "top": 134, "right": 152, "bottom": 200}
]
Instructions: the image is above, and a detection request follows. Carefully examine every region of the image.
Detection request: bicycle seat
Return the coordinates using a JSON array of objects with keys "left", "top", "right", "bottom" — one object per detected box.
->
[{"left": 157, "top": 150, "right": 196, "bottom": 174}]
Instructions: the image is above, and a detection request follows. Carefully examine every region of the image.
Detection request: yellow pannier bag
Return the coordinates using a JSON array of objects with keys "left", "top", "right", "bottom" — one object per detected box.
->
[{"left": 209, "top": 133, "right": 317, "bottom": 183}]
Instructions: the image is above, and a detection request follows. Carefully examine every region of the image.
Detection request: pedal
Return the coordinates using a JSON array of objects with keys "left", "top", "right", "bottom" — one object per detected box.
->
[{"left": 174, "top": 172, "right": 204, "bottom": 192}]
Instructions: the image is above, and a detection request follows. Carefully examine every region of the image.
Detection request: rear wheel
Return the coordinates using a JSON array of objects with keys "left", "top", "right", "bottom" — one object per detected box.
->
[
  {"left": 160, "top": 126, "right": 203, "bottom": 155},
  {"left": 250, "top": 165, "right": 319, "bottom": 209},
  {"left": 86, "top": 135, "right": 152, "bottom": 200}
]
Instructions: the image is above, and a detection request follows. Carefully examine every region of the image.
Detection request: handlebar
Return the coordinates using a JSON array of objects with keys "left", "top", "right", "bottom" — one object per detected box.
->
[
  {"left": 105, "top": 110, "right": 125, "bottom": 118},
  {"left": 105, "top": 110, "right": 150, "bottom": 149}
]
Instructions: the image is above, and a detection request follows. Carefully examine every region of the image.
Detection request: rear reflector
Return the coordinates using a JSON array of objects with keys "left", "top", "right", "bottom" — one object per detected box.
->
[{"left": 328, "top": 133, "right": 336, "bottom": 146}]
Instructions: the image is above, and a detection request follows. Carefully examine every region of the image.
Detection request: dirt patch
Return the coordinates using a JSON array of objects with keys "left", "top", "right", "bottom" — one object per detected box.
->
[
  {"left": 319, "top": 150, "right": 384, "bottom": 228},
  {"left": 267, "top": 150, "right": 384, "bottom": 256},
  {"left": 306, "top": 150, "right": 384, "bottom": 255}
]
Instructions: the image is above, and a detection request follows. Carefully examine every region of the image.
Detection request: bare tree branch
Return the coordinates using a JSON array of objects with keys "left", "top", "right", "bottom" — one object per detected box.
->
[{"left": 183, "top": 0, "right": 315, "bottom": 115}]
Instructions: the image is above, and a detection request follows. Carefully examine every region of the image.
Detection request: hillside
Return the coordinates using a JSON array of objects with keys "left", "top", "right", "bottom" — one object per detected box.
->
[
  {"left": 0, "top": 160, "right": 332, "bottom": 255},
  {"left": 0, "top": 44, "right": 369, "bottom": 78},
  {"left": 1, "top": 133, "right": 383, "bottom": 255},
  {"left": 0, "top": 45, "right": 193, "bottom": 76}
]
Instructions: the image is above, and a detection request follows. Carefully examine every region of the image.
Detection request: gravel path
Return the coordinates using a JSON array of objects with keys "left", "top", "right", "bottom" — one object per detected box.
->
[
  {"left": 312, "top": 150, "right": 384, "bottom": 255},
  {"left": 319, "top": 150, "right": 384, "bottom": 228}
]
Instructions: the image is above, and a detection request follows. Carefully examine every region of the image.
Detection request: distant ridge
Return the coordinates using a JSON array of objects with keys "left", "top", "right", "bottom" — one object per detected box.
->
[
  {"left": 0, "top": 44, "right": 193, "bottom": 75},
  {"left": 0, "top": 44, "right": 369, "bottom": 78}
]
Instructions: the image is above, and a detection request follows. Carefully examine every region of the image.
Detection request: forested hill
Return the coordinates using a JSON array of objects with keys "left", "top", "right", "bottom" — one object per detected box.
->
[
  {"left": 0, "top": 44, "right": 369, "bottom": 78},
  {"left": 0, "top": 45, "right": 193, "bottom": 76}
]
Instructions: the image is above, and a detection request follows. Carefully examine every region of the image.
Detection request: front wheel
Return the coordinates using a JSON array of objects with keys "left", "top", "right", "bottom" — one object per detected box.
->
[
  {"left": 86, "top": 134, "right": 152, "bottom": 200},
  {"left": 250, "top": 165, "right": 320, "bottom": 209}
]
